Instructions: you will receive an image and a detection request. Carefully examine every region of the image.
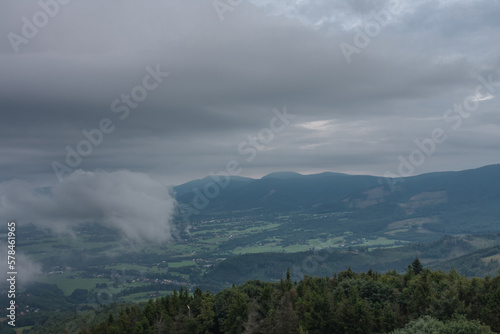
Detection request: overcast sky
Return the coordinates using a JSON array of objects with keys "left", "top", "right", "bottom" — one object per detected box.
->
[
  {"left": 2, "top": 0, "right": 500, "bottom": 188},
  {"left": 1, "top": 0, "right": 500, "bottom": 242}
]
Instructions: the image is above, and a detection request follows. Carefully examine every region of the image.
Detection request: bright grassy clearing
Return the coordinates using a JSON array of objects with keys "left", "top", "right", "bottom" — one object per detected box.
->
[
  {"left": 362, "top": 237, "right": 403, "bottom": 247},
  {"left": 306, "top": 235, "right": 351, "bottom": 248},
  {"left": 57, "top": 237, "right": 117, "bottom": 250},
  {"left": 38, "top": 276, "right": 109, "bottom": 295},
  {"left": 199, "top": 237, "right": 230, "bottom": 244},
  {"left": 225, "top": 223, "right": 281, "bottom": 234},
  {"left": 106, "top": 263, "right": 167, "bottom": 273},
  {"left": 281, "top": 244, "right": 311, "bottom": 252},
  {"left": 22, "top": 237, "right": 116, "bottom": 258},
  {"left": 232, "top": 245, "right": 280, "bottom": 254},
  {"left": 167, "top": 260, "right": 196, "bottom": 268},
  {"left": 118, "top": 291, "right": 173, "bottom": 303}
]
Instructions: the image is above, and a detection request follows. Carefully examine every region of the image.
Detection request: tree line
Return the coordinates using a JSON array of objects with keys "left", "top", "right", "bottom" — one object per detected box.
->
[{"left": 85, "top": 258, "right": 499, "bottom": 333}]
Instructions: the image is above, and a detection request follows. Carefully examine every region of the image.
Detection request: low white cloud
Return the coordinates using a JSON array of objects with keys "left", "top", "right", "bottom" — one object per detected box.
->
[
  {"left": 0, "top": 240, "right": 42, "bottom": 287},
  {"left": 0, "top": 170, "right": 177, "bottom": 243}
]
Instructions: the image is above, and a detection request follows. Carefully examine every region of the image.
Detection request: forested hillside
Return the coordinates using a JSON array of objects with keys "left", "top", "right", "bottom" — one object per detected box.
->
[
  {"left": 71, "top": 260, "right": 500, "bottom": 334},
  {"left": 175, "top": 165, "right": 500, "bottom": 238}
]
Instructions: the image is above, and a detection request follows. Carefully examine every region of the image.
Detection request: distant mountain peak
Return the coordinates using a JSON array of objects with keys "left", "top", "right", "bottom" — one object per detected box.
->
[{"left": 261, "top": 171, "right": 303, "bottom": 179}]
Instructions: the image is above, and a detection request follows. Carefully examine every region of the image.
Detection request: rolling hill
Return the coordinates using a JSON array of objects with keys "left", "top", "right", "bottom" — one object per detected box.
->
[{"left": 174, "top": 164, "right": 500, "bottom": 235}]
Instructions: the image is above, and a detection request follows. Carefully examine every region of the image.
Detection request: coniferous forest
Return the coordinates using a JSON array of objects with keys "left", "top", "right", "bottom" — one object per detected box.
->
[{"left": 82, "top": 259, "right": 500, "bottom": 334}]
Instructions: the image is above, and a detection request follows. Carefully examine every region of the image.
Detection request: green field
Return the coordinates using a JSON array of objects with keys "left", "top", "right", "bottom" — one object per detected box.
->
[
  {"left": 15, "top": 211, "right": 500, "bottom": 305},
  {"left": 39, "top": 275, "right": 109, "bottom": 295}
]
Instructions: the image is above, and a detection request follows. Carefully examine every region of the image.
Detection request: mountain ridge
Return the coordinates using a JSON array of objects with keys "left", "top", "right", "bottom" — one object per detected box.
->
[{"left": 174, "top": 163, "right": 500, "bottom": 213}]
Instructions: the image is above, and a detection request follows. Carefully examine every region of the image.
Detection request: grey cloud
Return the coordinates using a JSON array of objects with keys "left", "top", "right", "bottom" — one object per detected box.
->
[
  {"left": 0, "top": 0, "right": 499, "bottom": 184},
  {"left": 0, "top": 170, "right": 177, "bottom": 243},
  {"left": 0, "top": 240, "right": 42, "bottom": 288}
]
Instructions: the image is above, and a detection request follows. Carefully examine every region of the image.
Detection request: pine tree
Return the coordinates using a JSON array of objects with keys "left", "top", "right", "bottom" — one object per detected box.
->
[{"left": 412, "top": 257, "right": 424, "bottom": 275}]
